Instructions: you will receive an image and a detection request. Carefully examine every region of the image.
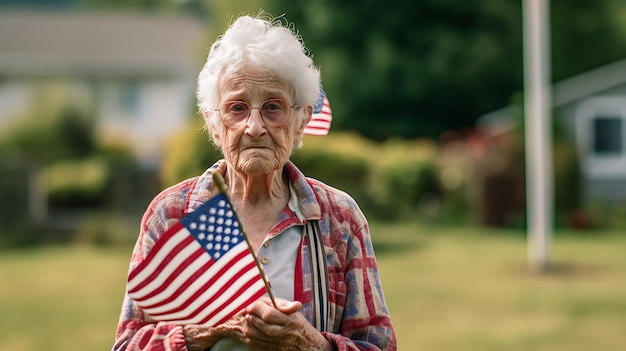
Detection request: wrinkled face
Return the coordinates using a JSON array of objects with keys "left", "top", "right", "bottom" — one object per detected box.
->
[{"left": 207, "top": 69, "right": 310, "bottom": 175}]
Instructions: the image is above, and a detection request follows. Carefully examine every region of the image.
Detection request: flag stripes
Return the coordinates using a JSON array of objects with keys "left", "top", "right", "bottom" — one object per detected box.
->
[
  {"left": 304, "top": 95, "right": 332, "bottom": 136},
  {"left": 127, "top": 194, "right": 267, "bottom": 326}
]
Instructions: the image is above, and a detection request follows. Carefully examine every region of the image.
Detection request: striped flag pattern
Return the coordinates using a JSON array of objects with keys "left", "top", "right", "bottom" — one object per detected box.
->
[
  {"left": 126, "top": 193, "right": 267, "bottom": 326},
  {"left": 304, "top": 89, "right": 333, "bottom": 136}
]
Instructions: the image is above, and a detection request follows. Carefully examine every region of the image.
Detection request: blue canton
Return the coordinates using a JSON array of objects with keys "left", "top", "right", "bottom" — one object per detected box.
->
[
  {"left": 180, "top": 193, "right": 242, "bottom": 261},
  {"left": 313, "top": 87, "right": 326, "bottom": 114}
]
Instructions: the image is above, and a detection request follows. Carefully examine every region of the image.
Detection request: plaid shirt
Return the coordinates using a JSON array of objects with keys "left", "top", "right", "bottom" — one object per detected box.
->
[{"left": 113, "top": 160, "right": 397, "bottom": 351}]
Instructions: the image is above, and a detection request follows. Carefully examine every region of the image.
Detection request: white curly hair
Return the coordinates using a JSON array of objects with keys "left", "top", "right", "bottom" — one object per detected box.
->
[{"left": 196, "top": 15, "right": 321, "bottom": 126}]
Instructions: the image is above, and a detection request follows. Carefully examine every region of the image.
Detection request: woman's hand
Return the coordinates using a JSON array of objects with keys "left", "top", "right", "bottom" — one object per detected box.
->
[
  {"left": 242, "top": 297, "right": 333, "bottom": 351},
  {"left": 183, "top": 312, "right": 247, "bottom": 351}
]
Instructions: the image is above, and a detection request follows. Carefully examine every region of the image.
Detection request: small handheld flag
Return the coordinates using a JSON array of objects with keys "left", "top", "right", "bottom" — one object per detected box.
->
[
  {"left": 304, "top": 88, "right": 332, "bottom": 136},
  {"left": 127, "top": 186, "right": 268, "bottom": 326}
]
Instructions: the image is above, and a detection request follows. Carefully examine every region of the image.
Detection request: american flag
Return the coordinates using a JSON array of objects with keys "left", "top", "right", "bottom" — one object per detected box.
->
[
  {"left": 126, "top": 194, "right": 267, "bottom": 326},
  {"left": 304, "top": 88, "right": 333, "bottom": 136}
]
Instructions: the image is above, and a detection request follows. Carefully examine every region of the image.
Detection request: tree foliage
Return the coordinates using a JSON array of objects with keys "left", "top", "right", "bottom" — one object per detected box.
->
[
  {"left": 551, "top": 0, "right": 626, "bottom": 81},
  {"left": 265, "top": 0, "right": 626, "bottom": 141}
]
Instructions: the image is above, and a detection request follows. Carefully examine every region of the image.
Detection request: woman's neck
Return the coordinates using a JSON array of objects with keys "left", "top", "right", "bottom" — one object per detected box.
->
[
  {"left": 223, "top": 166, "right": 291, "bottom": 251},
  {"left": 225, "top": 167, "right": 289, "bottom": 207}
]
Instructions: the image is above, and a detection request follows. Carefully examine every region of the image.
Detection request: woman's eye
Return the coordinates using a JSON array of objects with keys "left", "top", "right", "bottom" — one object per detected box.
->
[
  {"left": 229, "top": 103, "right": 247, "bottom": 113},
  {"left": 264, "top": 101, "right": 283, "bottom": 111}
]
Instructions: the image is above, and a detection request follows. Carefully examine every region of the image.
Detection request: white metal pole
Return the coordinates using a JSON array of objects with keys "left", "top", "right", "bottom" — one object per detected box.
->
[{"left": 523, "top": 0, "right": 553, "bottom": 273}]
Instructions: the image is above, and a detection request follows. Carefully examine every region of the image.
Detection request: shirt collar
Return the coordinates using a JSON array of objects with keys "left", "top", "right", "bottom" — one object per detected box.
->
[{"left": 282, "top": 161, "right": 322, "bottom": 221}]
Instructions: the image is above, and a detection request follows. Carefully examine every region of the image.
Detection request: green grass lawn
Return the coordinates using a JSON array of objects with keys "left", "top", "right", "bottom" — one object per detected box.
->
[
  {"left": 372, "top": 223, "right": 626, "bottom": 350},
  {"left": 1, "top": 224, "right": 625, "bottom": 350}
]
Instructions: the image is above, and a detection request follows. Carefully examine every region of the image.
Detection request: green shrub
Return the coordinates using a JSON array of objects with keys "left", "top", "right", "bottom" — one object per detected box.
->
[
  {"left": 296, "top": 132, "right": 379, "bottom": 216},
  {"left": 0, "top": 93, "right": 145, "bottom": 209},
  {"left": 585, "top": 201, "right": 626, "bottom": 230},
  {"left": 374, "top": 160, "right": 441, "bottom": 220},
  {"left": 291, "top": 148, "right": 372, "bottom": 210},
  {"left": 74, "top": 211, "right": 139, "bottom": 247},
  {"left": 0, "top": 103, "right": 96, "bottom": 163},
  {"left": 160, "top": 119, "right": 222, "bottom": 187},
  {"left": 552, "top": 138, "right": 582, "bottom": 217},
  {"left": 369, "top": 138, "right": 441, "bottom": 220},
  {"left": 46, "top": 157, "right": 110, "bottom": 207}
]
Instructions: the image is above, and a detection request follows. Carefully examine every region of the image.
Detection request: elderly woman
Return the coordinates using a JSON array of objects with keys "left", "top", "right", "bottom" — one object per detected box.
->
[{"left": 113, "top": 15, "right": 397, "bottom": 351}]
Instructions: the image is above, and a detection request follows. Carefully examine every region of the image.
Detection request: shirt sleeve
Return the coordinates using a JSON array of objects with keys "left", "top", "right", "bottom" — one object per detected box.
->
[
  {"left": 303, "top": 177, "right": 397, "bottom": 351},
  {"left": 324, "top": 221, "right": 398, "bottom": 350}
]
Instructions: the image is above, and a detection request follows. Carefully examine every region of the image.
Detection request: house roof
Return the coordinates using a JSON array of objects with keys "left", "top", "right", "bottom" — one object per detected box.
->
[
  {"left": 0, "top": 10, "right": 206, "bottom": 77},
  {"left": 478, "top": 58, "right": 626, "bottom": 125}
]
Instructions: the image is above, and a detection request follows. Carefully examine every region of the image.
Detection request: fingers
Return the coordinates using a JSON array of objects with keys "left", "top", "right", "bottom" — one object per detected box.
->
[
  {"left": 182, "top": 311, "right": 251, "bottom": 351},
  {"left": 245, "top": 298, "right": 301, "bottom": 323},
  {"left": 184, "top": 299, "right": 307, "bottom": 351},
  {"left": 245, "top": 301, "right": 285, "bottom": 325},
  {"left": 241, "top": 308, "right": 329, "bottom": 351},
  {"left": 275, "top": 299, "right": 302, "bottom": 314}
]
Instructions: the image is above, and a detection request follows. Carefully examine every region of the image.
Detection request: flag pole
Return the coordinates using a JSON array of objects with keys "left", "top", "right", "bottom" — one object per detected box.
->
[
  {"left": 523, "top": 0, "right": 553, "bottom": 273},
  {"left": 212, "top": 171, "right": 278, "bottom": 308}
]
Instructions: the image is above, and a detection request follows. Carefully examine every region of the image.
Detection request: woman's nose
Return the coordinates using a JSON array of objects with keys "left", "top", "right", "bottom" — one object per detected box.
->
[{"left": 245, "top": 108, "right": 267, "bottom": 137}]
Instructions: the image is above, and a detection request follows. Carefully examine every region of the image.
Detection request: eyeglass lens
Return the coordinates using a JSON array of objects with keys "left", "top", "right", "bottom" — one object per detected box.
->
[{"left": 219, "top": 99, "right": 291, "bottom": 127}]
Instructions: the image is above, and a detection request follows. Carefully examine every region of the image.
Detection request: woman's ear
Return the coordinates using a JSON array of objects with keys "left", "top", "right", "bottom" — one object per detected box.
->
[
  {"left": 298, "top": 105, "right": 313, "bottom": 134},
  {"left": 294, "top": 105, "right": 313, "bottom": 146}
]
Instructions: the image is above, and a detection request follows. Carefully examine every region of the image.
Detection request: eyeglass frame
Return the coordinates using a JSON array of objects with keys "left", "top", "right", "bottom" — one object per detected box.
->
[{"left": 213, "top": 98, "right": 301, "bottom": 128}]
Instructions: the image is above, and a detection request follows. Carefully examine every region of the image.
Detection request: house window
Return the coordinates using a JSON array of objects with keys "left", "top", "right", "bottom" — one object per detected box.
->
[
  {"left": 97, "top": 80, "right": 142, "bottom": 121},
  {"left": 120, "top": 82, "right": 140, "bottom": 116},
  {"left": 576, "top": 97, "right": 626, "bottom": 179},
  {"left": 593, "top": 116, "right": 623, "bottom": 154}
]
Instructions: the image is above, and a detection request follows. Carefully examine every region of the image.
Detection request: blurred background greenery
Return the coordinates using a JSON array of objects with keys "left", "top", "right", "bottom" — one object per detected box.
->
[{"left": 1, "top": 0, "right": 626, "bottom": 350}]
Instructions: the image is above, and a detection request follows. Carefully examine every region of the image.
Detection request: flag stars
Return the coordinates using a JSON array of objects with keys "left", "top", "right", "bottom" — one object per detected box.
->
[{"left": 183, "top": 195, "right": 242, "bottom": 261}]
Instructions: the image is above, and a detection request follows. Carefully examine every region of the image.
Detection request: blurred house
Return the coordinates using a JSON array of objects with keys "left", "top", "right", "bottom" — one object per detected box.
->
[
  {"left": 0, "top": 9, "right": 206, "bottom": 166},
  {"left": 478, "top": 59, "right": 626, "bottom": 205}
]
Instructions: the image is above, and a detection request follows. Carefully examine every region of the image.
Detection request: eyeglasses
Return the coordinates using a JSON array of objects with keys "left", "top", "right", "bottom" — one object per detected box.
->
[{"left": 214, "top": 99, "right": 299, "bottom": 128}]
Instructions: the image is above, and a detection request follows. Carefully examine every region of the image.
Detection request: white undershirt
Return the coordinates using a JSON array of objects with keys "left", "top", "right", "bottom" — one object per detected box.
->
[{"left": 210, "top": 224, "right": 302, "bottom": 351}]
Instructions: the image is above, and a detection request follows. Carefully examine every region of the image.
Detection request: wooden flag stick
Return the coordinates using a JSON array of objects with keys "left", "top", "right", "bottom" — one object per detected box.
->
[{"left": 211, "top": 171, "right": 278, "bottom": 308}]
